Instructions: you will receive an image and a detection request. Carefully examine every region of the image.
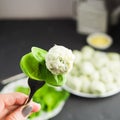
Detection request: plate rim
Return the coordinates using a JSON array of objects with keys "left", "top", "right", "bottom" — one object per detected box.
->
[
  {"left": 86, "top": 32, "right": 113, "bottom": 50},
  {"left": 63, "top": 84, "right": 120, "bottom": 98}
]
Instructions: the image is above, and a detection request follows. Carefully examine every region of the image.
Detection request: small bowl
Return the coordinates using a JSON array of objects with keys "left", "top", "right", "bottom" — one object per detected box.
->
[{"left": 87, "top": 33, "right": 113, "bottom": 50}]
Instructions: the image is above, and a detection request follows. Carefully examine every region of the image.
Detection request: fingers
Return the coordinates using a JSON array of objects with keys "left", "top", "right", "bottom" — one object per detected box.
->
[
  {"left": 0, "top": 92, "right": 41, "bottom": 120},
  {"left": 30, "top": 102, "right": 41, "bottom": 112},
  {"left": 0, "top": 92, "right": 28, "bottom": 106},
  {"left": 5, "top": 102, "right": 41, "bottom": 120},
  {"left": 6, "top": 105, "right": 32, "bottom": 120}
]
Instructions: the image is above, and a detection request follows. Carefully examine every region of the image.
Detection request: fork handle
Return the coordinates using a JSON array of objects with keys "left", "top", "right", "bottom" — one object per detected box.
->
[{"left": 25, "top": 78, "right": 45, "bottom": 104}]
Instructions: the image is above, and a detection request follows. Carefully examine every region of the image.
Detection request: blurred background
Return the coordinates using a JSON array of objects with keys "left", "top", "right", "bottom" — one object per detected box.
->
[
  {"left": 0, "top": 0, "right": 119, "bottom": 84},
  {"left": 0, "top": 0, "right": 120, "bottom": 120},
  {"left": 0, "top": 0, "right": 119, "bottom": 33},
  {"left": 0, "top": 0, "right": 73, "bottom": 19}
]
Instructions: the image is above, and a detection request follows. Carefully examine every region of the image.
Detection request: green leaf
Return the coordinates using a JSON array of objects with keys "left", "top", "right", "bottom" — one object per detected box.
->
[
  {"left": 33, "top": 84, "right": 70, "bottom": 112},
  {"left": 20, "top": 53, "right": 43, "bottom": 80},
  {"left": 38, "top": 61, "right": 66, "bottom": 86},
  {"left": 20, "top": 52, "right": 66, "bottom": 86},
  {"left": 15, "top": 84, "right": 70, "bottom": 117},
  {"left": 15, "top": 86, "right": 30, "bottom": 95},
  {"left": 31, "top": 47, "right": 47, "bottom": 62}
]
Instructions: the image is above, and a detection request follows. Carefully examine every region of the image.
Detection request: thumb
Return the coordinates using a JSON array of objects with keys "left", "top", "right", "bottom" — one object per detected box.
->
[{"left": 6, "top": 105, "right": 32, "bottom": 120}]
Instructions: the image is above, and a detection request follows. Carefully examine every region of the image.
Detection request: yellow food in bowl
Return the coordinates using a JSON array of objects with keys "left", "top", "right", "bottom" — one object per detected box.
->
[{"left": 87, "top": 33, "right": 113, "bottom": 49}]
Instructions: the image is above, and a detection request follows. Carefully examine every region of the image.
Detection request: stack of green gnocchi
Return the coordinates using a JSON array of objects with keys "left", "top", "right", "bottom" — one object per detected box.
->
[{"left": 66, "top": 46, "right": 120, "bottom": 95}]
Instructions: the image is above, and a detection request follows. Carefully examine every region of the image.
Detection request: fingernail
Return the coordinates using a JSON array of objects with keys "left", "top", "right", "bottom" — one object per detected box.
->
[{"left": 22, "top": 105, "right": 32, "bottom": 117}]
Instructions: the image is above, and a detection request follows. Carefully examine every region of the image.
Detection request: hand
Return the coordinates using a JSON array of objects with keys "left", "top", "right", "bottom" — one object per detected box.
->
[{"left": 0, "top": 92, "right": 40, "bottom": 120}]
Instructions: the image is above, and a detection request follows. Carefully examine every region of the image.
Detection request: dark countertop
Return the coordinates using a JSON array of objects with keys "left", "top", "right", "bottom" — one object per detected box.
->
[{"left": 0, "top": 19, "right": 120, "bottom": 120}]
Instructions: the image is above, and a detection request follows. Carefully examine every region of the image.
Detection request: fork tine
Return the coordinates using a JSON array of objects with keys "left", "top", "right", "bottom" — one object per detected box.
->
[{"left": 25, "top": 78, "right": 45, "bottom": 104}]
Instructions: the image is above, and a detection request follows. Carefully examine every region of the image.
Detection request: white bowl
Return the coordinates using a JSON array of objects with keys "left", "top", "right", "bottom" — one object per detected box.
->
[{"left": 87, "top": 33, "right": 113, "bottom": 50}]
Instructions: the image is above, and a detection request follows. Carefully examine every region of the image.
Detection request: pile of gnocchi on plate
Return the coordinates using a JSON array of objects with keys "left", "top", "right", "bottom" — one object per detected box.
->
[{"left": 66, "top": 46, "right": 120, "bottom": 95}]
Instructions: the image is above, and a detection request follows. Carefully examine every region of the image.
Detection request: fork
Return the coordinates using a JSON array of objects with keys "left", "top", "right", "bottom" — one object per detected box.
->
[{"left": 25, "top": 78, "right": 45, "bottom": 104}]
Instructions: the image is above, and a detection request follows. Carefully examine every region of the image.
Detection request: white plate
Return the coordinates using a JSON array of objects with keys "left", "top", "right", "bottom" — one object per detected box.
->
[
  {"left": 63, "top": 84, "right": 120, "bottom": 98},
  {"left": 87, "top": 32, "right": 113, "bottom": 50},
  {"left": 1, "top": 78, "right": 65, "bottom": 120}
]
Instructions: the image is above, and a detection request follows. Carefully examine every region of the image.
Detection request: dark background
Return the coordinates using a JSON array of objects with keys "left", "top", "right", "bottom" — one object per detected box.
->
[{"left": 0, "top": 19, "right": 120, "bottom": 120}]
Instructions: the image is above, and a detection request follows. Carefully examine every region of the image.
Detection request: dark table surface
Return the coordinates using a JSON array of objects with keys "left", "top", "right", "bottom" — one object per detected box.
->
[{"left": 0, "top": 19, "right": 120, "bottom": 120}]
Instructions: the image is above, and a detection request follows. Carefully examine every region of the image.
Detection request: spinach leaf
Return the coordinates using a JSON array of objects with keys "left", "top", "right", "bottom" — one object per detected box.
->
[{"left": 20, "top": 47, "right": 66, "bottom": 86}]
